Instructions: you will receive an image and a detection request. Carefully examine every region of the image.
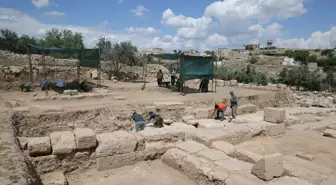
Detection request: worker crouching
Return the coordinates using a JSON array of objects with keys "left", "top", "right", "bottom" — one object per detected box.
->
[{"left": 211, "top": 103, "right": 228, "bottom": 121}]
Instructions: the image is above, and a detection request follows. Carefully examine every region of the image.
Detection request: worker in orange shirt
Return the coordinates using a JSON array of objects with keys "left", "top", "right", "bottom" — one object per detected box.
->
[{"left": 211, "top": 103, "right": 227, "bottom": 121}]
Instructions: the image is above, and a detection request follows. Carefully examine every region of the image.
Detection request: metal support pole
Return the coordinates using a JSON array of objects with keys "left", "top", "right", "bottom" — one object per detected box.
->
[{"left": 29, "top": 47, "right": 33, "bottom": 84}]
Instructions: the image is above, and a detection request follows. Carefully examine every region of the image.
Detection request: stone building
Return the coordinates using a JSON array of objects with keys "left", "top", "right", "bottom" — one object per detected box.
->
[{"left": 244, "top": 44, "right": 260, "bottom": 51}]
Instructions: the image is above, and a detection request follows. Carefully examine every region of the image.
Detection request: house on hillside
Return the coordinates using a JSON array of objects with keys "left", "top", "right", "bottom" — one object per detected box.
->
[
  {"left": 244, "top": 44, "right": 260, "bottom": 51},
  {"left": 153, "top": 48, "right": 165, "bottom": 54},
  {"left": 281, "top": 57, "right": 302, "bottom": 66},
  {"left": 217, "top": 48, "right": 232, "bottom": 58},
  {"left": 184, "top": 50, "right": 200, "bottom": 56}
]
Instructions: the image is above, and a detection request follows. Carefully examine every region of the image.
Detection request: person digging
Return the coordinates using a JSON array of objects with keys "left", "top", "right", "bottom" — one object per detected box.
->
[
  {"left": 147, "top": 111, "right": 164, "bottom": 128},
  {"left": 211, "top": 103, "right": 228, "bottom": 121},
  {"left": 130, "top": 111, "right": 146, "bottom": 132}
]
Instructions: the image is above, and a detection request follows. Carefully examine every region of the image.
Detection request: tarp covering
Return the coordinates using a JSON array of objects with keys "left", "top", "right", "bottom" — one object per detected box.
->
[
  {"left": 80, "top": 49, "right": 100, "bottom": 67},
  {"left": 151, "top": 53, "right": 214, "bottom": 81},
  {"left": 28, "top": 44, "right": 100, "bottom": 67},
  {"left": 180, "top": 55, "right": 214, "bottom": 81}
]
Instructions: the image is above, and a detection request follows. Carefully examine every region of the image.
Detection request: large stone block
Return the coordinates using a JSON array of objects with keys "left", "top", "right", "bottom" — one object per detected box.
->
[
  {"left": 198, "top": 119, "right": 225, "bottom": 129},
  {"left": 215, "top": 158, "right": 253, "bottom": 171},
  {"left": 50, "top": 131, "right": 76, "bottom": 155},
  {"left": 41, "top": 172, "right": 68, "bottom": 185},
  {"left": 144, "top": 141, "right": 179, "bottom": 160},
  {"left": 140, "top": 127, "right": 184, "bottom": 141},
  {"left": 28, "top": 137, "right": 52, "bottom": 157},
  {"left": 251, "top": 153, "right": 284, "bottom": 181},
  {"left": 323, "top": 129, "right": 336, "bottom": 138},
  {"left": 264, "top": 108, "right": 286, "bottom": 123},
  {"left": 196, "top": 149, "right": 230, "bottom": 161},
  {"left": 285, "top": 115, "right": 303, "bottom": 127},
  {"left": 163, "top": 149, "right": 213, "bottom": 183},
  {"left": 185, "top": 129, "right": 228, "bottom": 146},
  {"left": 162, "top": 148, "right": 189, "bottom": 170},
  {"left": 231, "top": 148, "right": 263, "bottom": 164},
  {"left": 97, "top": 152, "right": 136, "bottom": 171},
  {"left": 73, "top": 128, "right": 96, "bottom": 150},
  {"left": 129, "top": 132, "right": 145, "bottom": 151},
  {"left": 261, "top": 122, "right": 286, "bottom": 137},
  {"left": 210, "top": 141, "right": 236, "bottom": 156},
  {"left": 176, "top": 140, "right": 208, "bottom": 154},
  {"left": 96, "top": 131, "right": 137, "bottom": 157}
]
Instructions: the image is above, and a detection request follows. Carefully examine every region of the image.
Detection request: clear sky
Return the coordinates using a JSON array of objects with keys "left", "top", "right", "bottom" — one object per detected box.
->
[{"left": 0, "top": 0, "right": 335, "bottom": 51}]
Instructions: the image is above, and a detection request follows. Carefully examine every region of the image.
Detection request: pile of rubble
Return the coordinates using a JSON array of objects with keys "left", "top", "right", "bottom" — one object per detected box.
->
[{"left": 293, "top": 91, "right": 336, "bottom": 108}]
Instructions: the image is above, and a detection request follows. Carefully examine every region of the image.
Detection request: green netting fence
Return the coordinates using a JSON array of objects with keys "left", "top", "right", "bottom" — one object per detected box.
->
[{"left": 28, "top": 44, "right": 100, "bottom": 67}]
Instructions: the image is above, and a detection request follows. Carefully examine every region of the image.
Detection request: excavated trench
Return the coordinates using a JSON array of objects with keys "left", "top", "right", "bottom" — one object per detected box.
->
[{"left": 5, "top": 90, "right": 296, "bottom": 185}]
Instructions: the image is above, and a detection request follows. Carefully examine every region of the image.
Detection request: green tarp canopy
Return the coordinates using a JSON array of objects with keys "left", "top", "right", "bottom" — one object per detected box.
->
[
  {"left": 151, "top": 53, "right": 214, "bottom": 81},
  {"left": 28, "top": 44, "right": 100, "bottom": 68},
  {"left": 181, "top": 55, "right": 214, "bottom": 81}
]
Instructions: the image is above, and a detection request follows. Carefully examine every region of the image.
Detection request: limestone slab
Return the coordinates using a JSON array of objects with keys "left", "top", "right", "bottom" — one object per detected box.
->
[
  {"left": 216, "top": 158, "right": 253, "bottom": 171},
  {"left": 196, "top": 149, "right": 230, "bottom": 161},
  {"left": 96, "top": 131, "right": 137, "bottom": 157},
  {"left": 232, "top": 148, "right": 263, "bottom": 164},
  {"left": 97, "top": 152, "right": 136, "bottom": 171},
  {"left": 28, "top": 137, "right": 51, "bottom": 157},
  {"left": 251, "top": 153, "right": 284, "bottom": 181},
  {"left": 176, "top": 140, "right": 208, "bottom": 154},
  {"left": 261, "top": 122, "right": 286, "bottom": 137},
  {"left": 264, "top": 108, "right": 286, "bottom": 123},
  {"left": 210, "top": 141, "right": 236, "bottom": 156},
  {"left": 50, "top": 131, "right": 76, "bottom": 155},
  {"left": 73, "top": 128, "right": 96, "bottom": 149}
]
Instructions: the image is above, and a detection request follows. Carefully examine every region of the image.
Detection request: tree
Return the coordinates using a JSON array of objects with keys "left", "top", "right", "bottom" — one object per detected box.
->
[
  {"left": 306, "top": 55, "right": 318, "bottom": 63},
  {"left": 41, "top": 28, "right": 84, "bottom": 49},
  {"left": 111, "top": 41, "right": 138, "bottom": 77},
  {"left": 16, "top": 35, "right": 39, "bottom": 54},
  {"left": 96, "top": 38, "right": 138, "bottom": 78},
  {"left": 0, "top": 29, "right": 19, "bottom": 52},
  {"left": 95, "top": 37, "right": 112, "bottom": 61},
  {"left": 249, "top": 56, "right": 258, "bottom": 64},
  {"left": 278, "top": 67, "right": 288, "bottom": 84},
  {"left": 173, "top": 49, "right": 183, "bottom": 55},
  {"left": 204, "top": 50, "right": 215, "bottom": 56},
  {"left": 321, "top": 49, "right": 334, "bottom": 56},
  {"left": 284, "top": 50, "right": 310, "bottom": 63}
]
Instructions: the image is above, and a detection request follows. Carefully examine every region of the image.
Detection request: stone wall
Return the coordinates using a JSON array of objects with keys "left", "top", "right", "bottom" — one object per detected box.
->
[{"left": 0, "top": 114, "right": 42, "bottom": 185}]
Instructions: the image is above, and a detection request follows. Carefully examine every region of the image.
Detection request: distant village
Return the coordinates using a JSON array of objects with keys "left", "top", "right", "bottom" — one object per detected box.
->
[{"left": 136, "top": 40, "right": 336, "bottom": 71}]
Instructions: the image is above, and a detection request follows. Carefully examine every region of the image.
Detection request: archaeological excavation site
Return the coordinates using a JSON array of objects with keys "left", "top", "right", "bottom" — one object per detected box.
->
[{"left": 1, "top": 83, "right": 336, "bottom": 185}]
